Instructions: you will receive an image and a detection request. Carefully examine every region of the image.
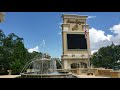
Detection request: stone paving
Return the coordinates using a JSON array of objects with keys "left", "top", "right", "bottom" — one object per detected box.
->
[
  {"left": 72, "top": 74, "right": 110, "bottom": 78},
  {"left": 0, "top": 75, "right": 21, "bottom": 78},
  {"left": 0, "top": 74, "right": 110, "bottom": 78}
]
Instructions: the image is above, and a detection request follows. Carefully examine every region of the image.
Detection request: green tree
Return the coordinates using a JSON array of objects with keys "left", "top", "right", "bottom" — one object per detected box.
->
[
  {"left": 0, "top": 29, "right": 54, "bottom": 75},
  {"left": 90, "top": 44, "right": 120, "bottom": 69},
  {"left": 0, "top": 29, "right": 5, "bottom": 46},
  {"left": 0, "top": 30, "right": 31, "bottom": 74},
  {"left": 0, "top": 30, "right": 12, "bottom": 70}
]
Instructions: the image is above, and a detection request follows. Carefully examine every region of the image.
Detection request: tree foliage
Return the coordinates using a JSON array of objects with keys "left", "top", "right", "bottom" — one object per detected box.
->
[
  {"left": 90, "top": 44, "right": 120, "bottom": 69},
  {"left": 0, "top": 29, "right": 60, "bottom": 75},
  {"left": 0, "top": 30, "right": 30, "bottom": 74}
]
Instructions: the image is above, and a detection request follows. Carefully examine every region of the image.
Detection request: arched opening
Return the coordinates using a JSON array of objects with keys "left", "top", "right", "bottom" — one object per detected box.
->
[
  {"left": 80, "top": 62, "right": 87, "bottom": 68},
  {"left": 71, "top": 63, "right": 80, "bottom": 68}
]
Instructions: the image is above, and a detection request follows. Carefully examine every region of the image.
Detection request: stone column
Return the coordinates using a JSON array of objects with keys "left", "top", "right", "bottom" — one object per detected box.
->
[{"left": 63, "top": 60, "right": 68, "bottom": 69}]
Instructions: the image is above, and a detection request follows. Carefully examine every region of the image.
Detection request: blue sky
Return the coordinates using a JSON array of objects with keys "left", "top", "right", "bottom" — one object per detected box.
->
[{"left": 0, "top": 12, "right": 120, "bottom": 58}]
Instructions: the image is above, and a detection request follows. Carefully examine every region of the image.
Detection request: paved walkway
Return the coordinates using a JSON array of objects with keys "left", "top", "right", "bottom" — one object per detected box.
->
[
  {"left": 0, "top": 75, "right": 21, "bottom": 78},
  {"left": 72, "top": 74, "right": 110, "bottom": 78},
  {"left": 0, "top": 74, "right": 110, "bottom": 78}
]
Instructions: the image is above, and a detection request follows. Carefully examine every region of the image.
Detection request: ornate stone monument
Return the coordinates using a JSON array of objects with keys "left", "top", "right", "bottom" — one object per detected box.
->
[
  {"left": 61, "top": 14, "right": 91, "bottom": 69},
  {"left": 0, "top": 12, "right": 5, "bottom": 22}
]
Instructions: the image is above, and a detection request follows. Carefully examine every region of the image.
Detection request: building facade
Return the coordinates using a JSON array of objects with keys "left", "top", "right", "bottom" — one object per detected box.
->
[{"left": 61, "top": 14, "right": 91, "bottom": 69}]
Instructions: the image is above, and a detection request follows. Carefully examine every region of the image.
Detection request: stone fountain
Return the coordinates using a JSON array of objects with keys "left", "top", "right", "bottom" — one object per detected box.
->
[{"left": 20, "top": 57, "right": 77, "bottom": 78}]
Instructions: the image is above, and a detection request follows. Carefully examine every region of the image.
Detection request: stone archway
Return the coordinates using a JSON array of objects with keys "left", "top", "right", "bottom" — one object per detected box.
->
[
  {"left": 80, "top": 62, "right": 87, "bottom": 68},
  {"left": 64, "top": 59, "right": 88, "bottom": 69},
  {"left": 71, "top": 63, "right": 80, "bottom": 68}
]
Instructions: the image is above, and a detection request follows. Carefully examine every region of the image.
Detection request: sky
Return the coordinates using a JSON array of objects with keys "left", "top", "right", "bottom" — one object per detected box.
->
[{"left": 0, "top": 12, "right": 120, "bottom": 58}]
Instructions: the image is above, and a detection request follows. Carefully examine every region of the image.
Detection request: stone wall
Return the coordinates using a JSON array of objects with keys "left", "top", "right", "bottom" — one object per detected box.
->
[
  {"left": 110, "top": 71, "right": 120, "bottom": 78},
  {"left": 56, "top": 68, "right": 120, "bottom": 78},
  {"left": 95, "top": 69, "right": 113, "bottom": 77}
]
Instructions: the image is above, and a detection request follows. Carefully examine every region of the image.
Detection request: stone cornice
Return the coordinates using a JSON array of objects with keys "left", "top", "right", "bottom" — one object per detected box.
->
[{"left": 62, "top": 14, "right": 88, "bottom": 19}]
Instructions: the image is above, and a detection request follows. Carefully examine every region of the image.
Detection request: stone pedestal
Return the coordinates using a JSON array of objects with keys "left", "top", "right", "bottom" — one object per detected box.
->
[
  {"left": 94, "top": 69, "right": 99, "bottom": 76},
  {"left": 76, "top": 68, "right": 82, "bottom": 75}
]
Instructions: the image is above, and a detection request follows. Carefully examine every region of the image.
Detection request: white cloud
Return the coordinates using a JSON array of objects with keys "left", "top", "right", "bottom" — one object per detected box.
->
[
  {"left": 28, "top": 46, "right": 39, "bottom": 53},
  {"left": 109, "top": 24, "right": 120, "bottom": 45},
  {"left": 90, "top": 28, "right": 112, "bottom": 42},
  {"left": 88, "top": 16, "right": 96, "bottom": 19},
  {"left": 91, "top": 50, "right": 98, "bottom": 55},
  {"left": 89, "top": 23, "right": 120, "bottom": 54},
  {"left": 110, "top": 23, "right": 120, "bottom": 35},
  {"left": 89, "top": 28, "right": 113, "bottom": 53}
]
